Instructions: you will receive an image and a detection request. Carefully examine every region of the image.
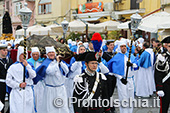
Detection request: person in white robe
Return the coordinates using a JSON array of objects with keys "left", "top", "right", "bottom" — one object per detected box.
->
[
  {"left": 136, "top": 42, "right": 156, "bottom": 97},
  {"left": 65, "top": 45, "right": 86, "bottom": 113},
  {"left": 6, "top": 46, "right": 36, "bottom": 113},
  {"left": 27, "top": 47, "right": 44, "bottom": 113},
  {"left": 35, "top": 46, "right": 69, "bottom": 113},
  {"left": 108, "top": 41, "right": 138, "bottom": 113}
]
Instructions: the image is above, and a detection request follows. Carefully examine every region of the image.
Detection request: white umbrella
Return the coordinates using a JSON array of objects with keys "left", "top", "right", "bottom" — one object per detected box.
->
[
  {"left": 29, "top": 25, "right": 51, "bottom": 35},
  {"left": 88, "top": 23, "right": 105, "bottom": 32},
  {"left": 15, "top": 25, "right": 49, "bottom": 36},
  {"left": 46, "top": 24, "right": 63, "bottom": 35},
  {"left": 97, "top": 20, "right": 120, "bottom": 31},
  {"left": 69, "top": 20, "right": 86, "bottom": 32},
  {"left": 138, "top": 12, "right": 170, "bottom": 33},
  {"left": 117, "top": 21, "right": 130, "bottom": 30}
]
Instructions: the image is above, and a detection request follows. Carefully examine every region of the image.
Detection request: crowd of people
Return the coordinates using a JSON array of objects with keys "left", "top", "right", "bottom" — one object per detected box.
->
[{"left": 0, "top": 33, "right": 170, "bottom": 113}]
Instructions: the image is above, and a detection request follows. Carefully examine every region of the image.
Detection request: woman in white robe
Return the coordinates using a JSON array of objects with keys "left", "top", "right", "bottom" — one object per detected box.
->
[{"left": 6, "top": 46, "right": 36, "bottom": 113}]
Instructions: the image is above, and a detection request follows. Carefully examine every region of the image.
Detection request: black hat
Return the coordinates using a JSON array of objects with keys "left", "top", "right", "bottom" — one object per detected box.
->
[
  {"left": 161, "top": 36, "right": 170, "bottom": 43},
  {"left": 84, "top": 52, "right": 99, "bottom": 62},
  {"left": 75, "top": 52, "right": 100, "bottom": 62},
  {"left": 3, "top": 11, "right": 13, "bottom": 34}
]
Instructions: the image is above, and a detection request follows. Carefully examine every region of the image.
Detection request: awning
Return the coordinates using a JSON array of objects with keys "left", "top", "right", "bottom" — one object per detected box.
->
[
  {"left": 114, "top": 9, "right": 145, "bottom": 15},
  {"left": 72, "top": 11, "right": 111, "bottom": 22},
  {"left": 138, "top": 12, "right": 170, "bottom": 33},
  {"left": 39, "top": 0, "right": 51, "bottom": 4},
  {"left": 81, "top": 17, "right": 101, "bottom": 22}
]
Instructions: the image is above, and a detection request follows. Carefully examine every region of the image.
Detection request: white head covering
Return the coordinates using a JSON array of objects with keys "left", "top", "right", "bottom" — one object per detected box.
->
[
  {"left": 31, "top": 47, "right": 40, "bottom": 53},
  {"left": 117, "top": 41, "right": 127, "bottom": 53},
  {"left": 17, "top": 46, "right": 27, "bottom": 62},
  {"left": 45, "top": 46, "right": 56, "bottom": 54},
  {"left": 71, "top": 41, "right": 76, "bottom": 46},
  {"left": 138, "top": 43, "right": 143, "bottom": 49},
  {"left": 120, "top": 38, "right": 127, "bottom": 43},
  {"left": 77, "top": 41, "right": 83, "bottom": 46},
  {"left": 76, "top": 45, "right": 86, "bottom": 54},
  {"left": 31, "top": 47, "right": 40, "bottom": 57},
  {"left": 137, "top": 38, "right": 144, "bottom": 44},
  {"left": 67, "top": 39, "right": 72, "bottom": 44},
  {"left": 126, "top": 39, "right": 135, "bottom": 46},
  {"left": 119, "top": 41, "right": 127, "bottom": 47},
  {"left": 83, "top": 42, "right": 88, "bottom": 49},
  {"left": 114, "top": 40, "right": 119, "bottom": 46},
  {"left": 14, "top": 39, "right": 21, "bottom": 45}
]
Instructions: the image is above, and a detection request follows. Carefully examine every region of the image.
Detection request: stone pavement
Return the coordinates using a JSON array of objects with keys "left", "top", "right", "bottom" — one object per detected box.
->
[{"left": 112, "top": 87, "right": 170, "bottom": 113}]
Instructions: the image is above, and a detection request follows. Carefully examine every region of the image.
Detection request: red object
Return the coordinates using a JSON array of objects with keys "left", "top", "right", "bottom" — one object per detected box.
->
[
  {"left": 91, "top": 33, "right": 102, "bottom": 42},
  {"left": 10, "top": 49, "right": 31, "bottom": 62},
  {"left": 160, "top": 97, "right": 162, "bottom": 113}
]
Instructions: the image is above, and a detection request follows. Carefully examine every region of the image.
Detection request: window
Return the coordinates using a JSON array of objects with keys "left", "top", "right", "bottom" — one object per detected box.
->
[
  {"left": 6, "top": 1, "right": 9, "bottom": 11},
  {"left": 131, "top": 0, "right": 139, "bottom": 9},
  {"left": 87, "top": 0, "right": 92, "bottom": 3},
  {"left": 15, "top": 2, "right": 22, "bottom": 16},
  {"left": 38, "top": 0, "right": 51, "bottom": 14}
]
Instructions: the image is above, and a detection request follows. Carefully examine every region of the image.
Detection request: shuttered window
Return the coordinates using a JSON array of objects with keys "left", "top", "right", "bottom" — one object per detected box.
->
[{"left": 38, "top": 0, "right": 51, "bottom": 14}]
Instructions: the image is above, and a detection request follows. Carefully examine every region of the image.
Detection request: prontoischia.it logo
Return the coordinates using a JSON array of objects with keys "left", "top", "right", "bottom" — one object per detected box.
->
[{"left": 53, "top": 97, "right": 160, "bottom": 108}]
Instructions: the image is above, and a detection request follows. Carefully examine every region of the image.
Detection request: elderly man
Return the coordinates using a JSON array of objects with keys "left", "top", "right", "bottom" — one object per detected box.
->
[
  {"left": 27, "top": 47, "right": 44, "bottom": 113},
  {"left": 155, "top": 36, "right": 170, "bottom": 113},
  {"left": 0, "top": 44, "right": 13, "bottom": 113},
  {"left": 34, "top": 46, "right": 69, "bottom": 113},
  {"left": 27, "top": 47, "right": 44, "bottom": 69},
  {"left": 6, "top": 46, "right": 36, "bottom": 113},
  {"left": 108, "top": 41, "right": 138, "bottom": 113},
  {"left": 73, "top": 52, "right": 112, "bottom": 113}
]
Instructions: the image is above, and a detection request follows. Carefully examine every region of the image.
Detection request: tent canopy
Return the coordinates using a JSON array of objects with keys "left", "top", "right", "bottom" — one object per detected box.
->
[{"left": 138, "top": 12, "right": 170, "bottom": 33}]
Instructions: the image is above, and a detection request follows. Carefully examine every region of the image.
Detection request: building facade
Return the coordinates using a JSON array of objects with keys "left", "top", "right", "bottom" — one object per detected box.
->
[
  {"left": 2, "top": 0, "right": 35, "bottom": 37},
  {"left": 35, "top": 0, "right": 72, "bottom": 25},
  {"left": 0, "top": 0, "right": 4, "bottom": 36},
  {"left": 74, "top": 0, "right": 161, "bottom": 22}
]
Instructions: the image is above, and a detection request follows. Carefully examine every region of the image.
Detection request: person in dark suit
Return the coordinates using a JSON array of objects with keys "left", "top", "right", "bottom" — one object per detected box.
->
[
  {"left": 155, "top": 36, "right": 170, "bottom": 113},
  {"left": 0, "top": 44, "right": 13, "bottom": 113}
]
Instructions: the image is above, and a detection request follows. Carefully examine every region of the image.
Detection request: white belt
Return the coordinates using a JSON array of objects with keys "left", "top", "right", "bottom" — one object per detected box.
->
[
  {"left": 163, "top": 72, "right": 170, "bottom": 83},
  {"left": 0, "top": 79, "right": 6, "bottom": 83}
]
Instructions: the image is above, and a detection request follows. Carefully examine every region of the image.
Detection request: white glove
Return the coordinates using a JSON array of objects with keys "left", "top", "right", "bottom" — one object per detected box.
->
[
  {"left": 157, "top": 90, "right": 165, "bottom": 97},
  {"left": 0, "top": 100, "right": 4, "bottom": 111},
  {"left": 157, "top": 54, "right": 165, "bottom": 62}
]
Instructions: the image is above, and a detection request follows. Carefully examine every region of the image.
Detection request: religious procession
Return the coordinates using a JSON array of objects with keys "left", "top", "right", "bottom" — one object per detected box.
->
[{"left": 1, "top": 0, "right": 170, "bottom": 113}]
